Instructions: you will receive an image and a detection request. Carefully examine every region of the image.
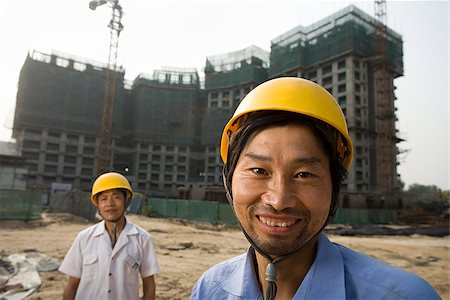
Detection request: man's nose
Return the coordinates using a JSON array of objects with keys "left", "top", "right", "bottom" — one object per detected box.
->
[
  {"left": 262, "top": 175, "right": 299, "bottom": 211},
  {"left": 104, "top": 196, "right": 115, "bottom": 205}
]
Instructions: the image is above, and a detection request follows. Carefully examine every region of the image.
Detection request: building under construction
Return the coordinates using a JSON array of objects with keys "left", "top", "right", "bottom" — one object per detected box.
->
[
  {"left": 12, "top": 5, "right": 403, "bottom": 208},
  {"left": 13, "top": 50, "right": 125, "bottom": 191},
  {"left": 269, "top": 5, "right": 403, "bottom": 208},
  {"left": 126, "top": 68, "right": 204, "bottom": 197},
  {"left": 200, "top": 45, "right": 269, "bottom": 201}
]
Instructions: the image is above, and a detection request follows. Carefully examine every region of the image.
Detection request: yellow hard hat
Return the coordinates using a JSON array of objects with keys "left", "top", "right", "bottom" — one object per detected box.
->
[
  {"left": 220, "top": 77, "right": 353, "bottom": 170},
  {"left": 91, "top": 172, "right": 133, "bottom": 205}
]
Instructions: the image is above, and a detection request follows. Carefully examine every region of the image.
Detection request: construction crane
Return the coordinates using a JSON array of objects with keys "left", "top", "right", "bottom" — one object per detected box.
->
[
  {"left": 89, "top": 0, "right": 124, "bottom": 175},
  {"left": 373, "top": 0, "right": 395, "bottom": 195}
]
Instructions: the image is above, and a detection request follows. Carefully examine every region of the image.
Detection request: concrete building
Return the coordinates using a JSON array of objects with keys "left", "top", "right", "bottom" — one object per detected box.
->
[{"left": 12, "top": 5, "right": 403, "bottom": 208}]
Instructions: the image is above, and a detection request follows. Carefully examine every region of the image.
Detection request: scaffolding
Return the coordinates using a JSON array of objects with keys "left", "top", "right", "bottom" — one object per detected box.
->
[
  {"left": 130, "top": 68, "right": 202, "bottom": 145},
  {"left": 204, "top": 45, "right": 270, "bottom": 89},
  {"left": 31, "top": 49, "right": 124, "bottom": 72},
  {"left": 14, "top": 50, "right": 125, "bottom": 137},
  {"left": 205, "top": 45, "right": 269, "bottom": 72},
  {"left": 374, "top": 0, "right": 396, "bottom": 194},
  {"left": 135, "top": 67, "right": 200, "bottom": 87}
]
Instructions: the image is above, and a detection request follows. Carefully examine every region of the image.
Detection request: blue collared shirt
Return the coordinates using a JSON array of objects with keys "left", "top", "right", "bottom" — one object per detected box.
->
[{"left": 191, "top": 233, "right": 440, "bottom": 299}]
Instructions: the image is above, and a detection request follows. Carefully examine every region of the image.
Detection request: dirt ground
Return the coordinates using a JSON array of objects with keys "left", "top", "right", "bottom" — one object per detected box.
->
[{"left": 0, "top": 213, "right": 448, "bottom": 300}]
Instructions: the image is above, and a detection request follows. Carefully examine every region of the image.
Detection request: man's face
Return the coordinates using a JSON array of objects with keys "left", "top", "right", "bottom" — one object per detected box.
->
[
  {"left": 96, "top": 188, "right": 126, "bottom": 222},
  {"left": 231, "top": 124, "right": 332, "bottom": 256}
]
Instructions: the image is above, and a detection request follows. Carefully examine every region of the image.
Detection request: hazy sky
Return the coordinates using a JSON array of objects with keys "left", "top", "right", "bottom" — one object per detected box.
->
[{"left": 0, "top": 0, "right": 448, "bottom": 190}]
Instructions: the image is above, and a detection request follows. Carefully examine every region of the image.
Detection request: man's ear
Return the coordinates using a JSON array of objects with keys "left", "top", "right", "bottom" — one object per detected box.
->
[{"left": 222, "top": 171, "right": 234, "bottom": 207}]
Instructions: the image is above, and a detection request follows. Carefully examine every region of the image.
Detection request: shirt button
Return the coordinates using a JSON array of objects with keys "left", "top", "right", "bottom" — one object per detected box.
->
[
  {"left": 109, "top": 273, "right": 112, "bottom": 276},
  {"left": 108, "top": 290, "right": 111, "bottom": 293}
]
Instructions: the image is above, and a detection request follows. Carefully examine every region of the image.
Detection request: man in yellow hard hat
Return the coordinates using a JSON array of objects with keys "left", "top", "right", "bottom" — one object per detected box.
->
[
  {"left": 191, "top": 77, "right": 439, "bottom": 300},
  {"left": 59, "top": 172, "right": 159, "bottom": 299}
]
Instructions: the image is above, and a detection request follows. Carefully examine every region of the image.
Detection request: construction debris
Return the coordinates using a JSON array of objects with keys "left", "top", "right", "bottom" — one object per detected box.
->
[{"left": 0, "top": 251, "right": 59, "bottom": 300}]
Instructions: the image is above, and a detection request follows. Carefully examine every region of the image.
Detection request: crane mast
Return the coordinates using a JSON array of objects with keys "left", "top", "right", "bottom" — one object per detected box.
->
[{"left": 94, "top": 0, "right": 123, "bottom": 174}]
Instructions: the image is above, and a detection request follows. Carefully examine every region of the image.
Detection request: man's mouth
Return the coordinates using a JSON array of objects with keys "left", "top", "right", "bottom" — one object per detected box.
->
[{"left": 258, "top": 216, "right": 298, "bottom": 228}]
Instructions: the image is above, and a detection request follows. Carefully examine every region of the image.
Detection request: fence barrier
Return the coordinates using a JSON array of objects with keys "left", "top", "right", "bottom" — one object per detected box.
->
[
  {"left": 147, "top": 198, "right": 238, "bottom": 225},
  {"left": 49, "top": 190, "right": 96, "bottom": 222},
  {"left": 147, "top": 198, "right": 398, "bottom": 225},
  {"left": 333, "top": 208, "right": 398, "bottom": 224},
  {"left": 0, "top": 190, "right": 47, "bottom": 221},
  {"left": 0, "top": 191, "right": 398, "bottom": 225}
]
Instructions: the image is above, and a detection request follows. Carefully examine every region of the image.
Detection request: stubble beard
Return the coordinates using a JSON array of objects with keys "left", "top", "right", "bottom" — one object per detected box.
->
[{"left": 243, "top": 206, "right": 315, "bottom": 257}]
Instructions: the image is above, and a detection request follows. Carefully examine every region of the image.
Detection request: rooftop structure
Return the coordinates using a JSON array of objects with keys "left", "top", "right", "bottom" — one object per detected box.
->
[
  {"left": 205, "top": 45, "right": 269, "bottom": 89},
  {"left": 270, "top": 5, "right": 403, "bottom": 77}
]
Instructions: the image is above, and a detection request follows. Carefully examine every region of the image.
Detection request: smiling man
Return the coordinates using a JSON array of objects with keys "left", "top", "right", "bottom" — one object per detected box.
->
[
  {"left": 191, "top": 77, "right": 440, "bottom": 300},
  {"left": 59, "top": 172, "right": 160, "bottom": 300}
]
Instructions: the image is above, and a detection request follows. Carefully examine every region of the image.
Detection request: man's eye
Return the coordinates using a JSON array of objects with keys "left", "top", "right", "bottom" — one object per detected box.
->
[
  {"left": 296, "top": 172, "right": 314, "bottom": 178},
  {"left": 251, "top": 168, "right": 268, "bottom": 175}
]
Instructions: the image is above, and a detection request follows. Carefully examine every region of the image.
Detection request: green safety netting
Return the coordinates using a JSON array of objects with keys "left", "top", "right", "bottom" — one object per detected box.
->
[
  {"left": 148, "top": 198, "right": 397, "bottom": 226},
  {"left": 0, "top": 190, "right": 46, "bottom": 221},
  {"left": 147, "top": 198, "right": 238, "bottom": 225},
  {"left": 333, "top": 208, "right": 398, "bottom": 224}
]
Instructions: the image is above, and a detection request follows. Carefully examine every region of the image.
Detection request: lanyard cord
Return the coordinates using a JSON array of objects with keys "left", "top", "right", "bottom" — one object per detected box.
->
[
  {"left": 112, "top": 222, "right": 117, "bottom": 248},
  {"left": 110, "top": 217, "right": 125, "bottom": 248}
]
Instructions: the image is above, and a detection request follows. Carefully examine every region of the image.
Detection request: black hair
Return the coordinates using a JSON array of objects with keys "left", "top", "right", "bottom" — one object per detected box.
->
[
  {"left": 119, "top": 188, "right": 128, "bottom": 200},
  {"left": 223, "top": 111, "right": 347, "bottom": 218}
]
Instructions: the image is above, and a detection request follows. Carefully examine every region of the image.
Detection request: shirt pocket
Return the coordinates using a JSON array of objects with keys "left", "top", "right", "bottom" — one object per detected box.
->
[
  {"left": 82, "top": 254, "right": 98, "bottom": 280},
  {"left": 123, "top": 254, "right": 140, "bottom": 285}
]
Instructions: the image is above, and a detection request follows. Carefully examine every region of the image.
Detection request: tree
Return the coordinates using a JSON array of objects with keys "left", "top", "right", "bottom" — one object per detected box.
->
[{"left": 403, "top": 184, "right": 450, "bottom": 212}]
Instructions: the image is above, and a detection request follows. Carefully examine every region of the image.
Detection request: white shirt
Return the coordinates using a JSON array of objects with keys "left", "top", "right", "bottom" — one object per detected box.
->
[{"left": 59, "top": 218, "right": 160, "bottom": 300}]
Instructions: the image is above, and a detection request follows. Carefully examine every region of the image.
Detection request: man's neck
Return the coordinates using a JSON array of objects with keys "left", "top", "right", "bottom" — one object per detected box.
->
[
  {"left": 104, "top": 216, "right": 126, "bottom": 237},
  {"left": 254, "top": 237, "right": 318, "bottom": 299}
]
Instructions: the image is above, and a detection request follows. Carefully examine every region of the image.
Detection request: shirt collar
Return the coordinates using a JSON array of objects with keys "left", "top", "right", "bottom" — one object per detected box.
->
[
  {"left": 294, "top": 233, "right": 346, "bottom": 299},
  {"left": 218, "top": 233, "right": 346, "bottom": 299},
  {"left": 92, "top": 218, "right": 138, "bottom": 237},
  {"left": 93, "top": 220, "right": 106, "bottom": 237},
  {"left": 219, "top": 247, "right": 261, "bottom": 298}
]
